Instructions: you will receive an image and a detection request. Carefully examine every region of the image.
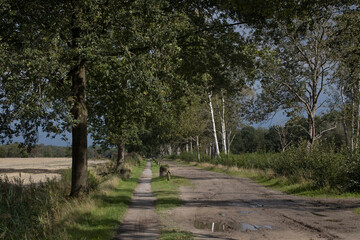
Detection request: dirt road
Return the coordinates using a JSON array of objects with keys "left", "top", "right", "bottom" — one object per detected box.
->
[{"left": 161, "top": 161, "right": 360, "bottom": 240}]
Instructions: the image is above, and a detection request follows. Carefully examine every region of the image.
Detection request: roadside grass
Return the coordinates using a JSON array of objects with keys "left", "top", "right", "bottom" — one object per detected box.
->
[
  {"left": 151, "top": 161, "right": 194, "bottom": 239},
  {"left": 159, "top": 229, "right": 194, "bottom": 240},
  {"left": 173, "top": 159, "right": 360, "bottom": 199},
  {"left": 56, "top": 160, "right": 146, "bottom": 239},
  {"left": 355, "top": 208, "right": 360, "bottom": 214}
]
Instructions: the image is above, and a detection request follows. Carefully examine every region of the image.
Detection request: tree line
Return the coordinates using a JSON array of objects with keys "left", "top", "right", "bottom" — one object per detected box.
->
[
  {"left": 1, "top": 0, "right": 358, "bottom": 196},
  {"left": 0, "top": 143, "right": 118, "bottom": 159}
]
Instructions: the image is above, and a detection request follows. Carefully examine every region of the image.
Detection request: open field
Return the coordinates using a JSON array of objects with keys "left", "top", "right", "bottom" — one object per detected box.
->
[{"left": 0, "top": 157, "right": 109, "bottom": 184}]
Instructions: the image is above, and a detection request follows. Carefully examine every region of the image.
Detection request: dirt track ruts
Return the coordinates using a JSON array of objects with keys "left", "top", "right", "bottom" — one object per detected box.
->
[{"left": 160, "top": 161, "right": 360, "bottom": 240}]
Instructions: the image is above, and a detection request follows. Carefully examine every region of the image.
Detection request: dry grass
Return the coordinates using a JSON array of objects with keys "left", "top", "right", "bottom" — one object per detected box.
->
[{"left": 0, "top": 157, "right": 109, "bottom": 184}]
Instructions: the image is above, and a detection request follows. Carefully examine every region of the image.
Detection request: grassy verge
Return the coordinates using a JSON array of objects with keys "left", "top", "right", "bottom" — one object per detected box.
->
[
  {"left": 173, "top": 159, "right": 360, "bottom": 199},
  {"left": 151, "top": 161, "right": 194, "bottom": 240},
  {"left": 159, "top": 229, "right": 194, "bottom": 240},
  {"left": 56, "top": 160, "right": 146, "bottom": 239},
  {"left": 354, "top": 207, "right": 360, "bottom": 214}
]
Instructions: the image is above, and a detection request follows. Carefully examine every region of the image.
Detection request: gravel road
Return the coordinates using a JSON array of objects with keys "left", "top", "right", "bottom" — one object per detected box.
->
[{"left": 161, "top": 161, "right": 360, "bottom": 240}]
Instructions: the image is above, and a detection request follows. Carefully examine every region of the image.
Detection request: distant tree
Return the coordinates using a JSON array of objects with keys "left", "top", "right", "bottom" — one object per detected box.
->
[{"left": 0, "top": 146, "right": 6, "bottom": 158}]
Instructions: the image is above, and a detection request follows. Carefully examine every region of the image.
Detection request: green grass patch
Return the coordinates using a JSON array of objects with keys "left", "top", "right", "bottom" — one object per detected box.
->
[
  {"left": 57, "top": 160, "right": 146, "bottom": 239},
  {"left": 151, "top": 162, "right": 191, "bottom": 211},
  {"left": 354, "top": 208, "right": 360, "bottom": 214},
  {"left": 159, "top": 229, "right": 194, "bottom": 240}
]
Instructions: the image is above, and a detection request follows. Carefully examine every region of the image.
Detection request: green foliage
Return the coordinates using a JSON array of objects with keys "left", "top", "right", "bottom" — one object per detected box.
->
[{"left": 274, "top": 142, "right": 347, "bottom": 189}]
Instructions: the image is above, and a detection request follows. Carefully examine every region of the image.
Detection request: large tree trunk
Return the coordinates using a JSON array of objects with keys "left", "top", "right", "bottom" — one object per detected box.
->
[
  {"left": 116, "top": 143, "right": 125, "bottom": 171},
  {"left": 208, "top": 92, "right": 220, "bottom": 157},
  {"left": 70, "top": 60, "right": 88, "bottom": 197}
]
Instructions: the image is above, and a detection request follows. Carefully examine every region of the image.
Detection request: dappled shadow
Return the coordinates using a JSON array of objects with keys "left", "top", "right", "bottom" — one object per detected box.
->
[{"left": 114, "top": 222, "right": 160, "bottom": 239}]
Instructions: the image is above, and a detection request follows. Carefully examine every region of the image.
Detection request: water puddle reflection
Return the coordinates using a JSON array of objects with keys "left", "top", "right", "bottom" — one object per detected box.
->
[{"left": 194, "top": 220, "right": 273, "bottom": 232}]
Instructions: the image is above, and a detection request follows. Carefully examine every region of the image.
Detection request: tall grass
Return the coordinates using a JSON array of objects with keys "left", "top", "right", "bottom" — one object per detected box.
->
[{"left": 0, "top": 153, "right": 144, "bottom": 240}]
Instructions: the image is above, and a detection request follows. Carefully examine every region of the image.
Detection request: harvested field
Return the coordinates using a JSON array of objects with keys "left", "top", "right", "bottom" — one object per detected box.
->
[{"left": 0, "top": 157, "right": 109, "bottom": 184}]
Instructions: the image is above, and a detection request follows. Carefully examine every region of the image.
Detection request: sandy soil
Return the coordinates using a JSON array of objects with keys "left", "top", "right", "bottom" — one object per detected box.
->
[
  {"left": 0, "top": 157, "right": 108, "bottom": 184},
  {"left": 161, "top": 161, "right": 360, "bottom": 240}
]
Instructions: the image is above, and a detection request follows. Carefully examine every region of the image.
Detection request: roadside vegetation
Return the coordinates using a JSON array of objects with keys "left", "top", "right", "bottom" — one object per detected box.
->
[
  {"left": 169, "top": 142, "right": 360, "bottom": 198},
  {"left": 0, "top": 154, "right": 144, "bottom": 240},
  {"left": 151, "top": 160, "right": 193, "bottom": 239}
]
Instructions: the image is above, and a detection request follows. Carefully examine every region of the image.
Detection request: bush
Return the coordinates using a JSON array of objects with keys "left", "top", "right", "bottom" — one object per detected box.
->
[
  {"left": 125, "top": 152, "right": 143, "bottom": 166},
  {"left": 273, "top": 141, "right": 348, "bottom": 190},
  {"left": 346, "top": 152, "right": 360, "bottom": 192}
]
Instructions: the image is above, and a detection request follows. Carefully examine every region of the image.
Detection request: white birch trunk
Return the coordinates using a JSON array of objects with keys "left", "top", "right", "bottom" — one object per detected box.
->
[
  {"left": 220, "top": 90, "right": 227, "bottom": 154},
  {"left": 208, "top": 92, "right": 220, "bottom": 157}
]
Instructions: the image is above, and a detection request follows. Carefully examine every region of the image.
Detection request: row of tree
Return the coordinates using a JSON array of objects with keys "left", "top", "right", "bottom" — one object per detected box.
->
[{"left": 1, "top": 1, "right": 358, "bottom": 196}]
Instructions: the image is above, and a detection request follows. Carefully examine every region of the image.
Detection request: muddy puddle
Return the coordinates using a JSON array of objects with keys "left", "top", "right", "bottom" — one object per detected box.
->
[{"left": 194, "top": 219, "right": 273, "bottom": 232}]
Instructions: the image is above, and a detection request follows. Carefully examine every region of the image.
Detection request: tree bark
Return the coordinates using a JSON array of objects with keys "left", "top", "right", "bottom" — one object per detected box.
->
[
  {"left": 208, "top": 92, "right": 220, "bottom": 157},
  {"left": 355, "top": 80, "right": 360, "bottom": 150},
  {"left": 341, "top": 84, "right": 349, "bottom": 148},
  {"left": 307, "top": 111, "right": 316, "bottom": 148},
  {"left": 196, "top": 135, "right": 200, "bottom": 162},
  {"left": 116, "top": 143, "right": 125, "bottom": 171},
  {"left": 70, "top": 60, "right": 88, "bottom": 197},
  {"left": 220, "top": 90, "right": 227, "bottom": 154}
]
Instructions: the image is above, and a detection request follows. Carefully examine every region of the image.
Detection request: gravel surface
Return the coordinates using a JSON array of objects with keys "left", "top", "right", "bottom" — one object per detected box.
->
[{"left": 160, "top": 161, "right": 360, "bottom": 240}]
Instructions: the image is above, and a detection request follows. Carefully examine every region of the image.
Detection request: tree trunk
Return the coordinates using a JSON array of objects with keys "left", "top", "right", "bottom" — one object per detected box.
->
[
  {"left": 355, "top": 80, "right": 360, "bottom": 150},
  {"left": 70, "top": 60, "right": 88, "bottom": 197},
  {"left": 351, "top": 87, "right": 355, "bottom": 152},
  {"left": 341, "top": 84, "right": 349, "bottom": 148},
  {"left": 185, "top": 143, "right": 189, "bottom": 152},
  {"left": 208, "top": 92, "right": 220, "bottom": 157},
  {"left": 220, "top": 90, "right": 227, "bottom": 154},
  {"left": 307, "top": 110, "right": 316, "bottom": 149},
  {"left": 190, "top": 140, "right": 193, "bottom": 153},
  {"left": 116, "top": 143, "right": 125, "bottom": 171},
  {"left": 196, "top": 136, "right": 200, "bottom": 162}
]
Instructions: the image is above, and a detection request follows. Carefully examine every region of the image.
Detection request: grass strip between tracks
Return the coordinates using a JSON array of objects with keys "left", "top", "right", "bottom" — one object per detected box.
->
[
  {"left": 151, "top": 160, "right": 194, "bottom": 240},
  {"left": 55, "top": 160, "right": 146, "bottom": 240}
]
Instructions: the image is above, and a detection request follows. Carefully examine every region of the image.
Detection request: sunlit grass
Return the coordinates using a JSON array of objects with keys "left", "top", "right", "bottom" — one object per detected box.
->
[
  {"left": 159, "top": 229, "right": 194, "bottom": 240},
  {"left": 355, "top": 207, "right": 360, "bottom": 214},
  {"left": 56, "top": 160, "right": 146, "bottom": 239}
]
